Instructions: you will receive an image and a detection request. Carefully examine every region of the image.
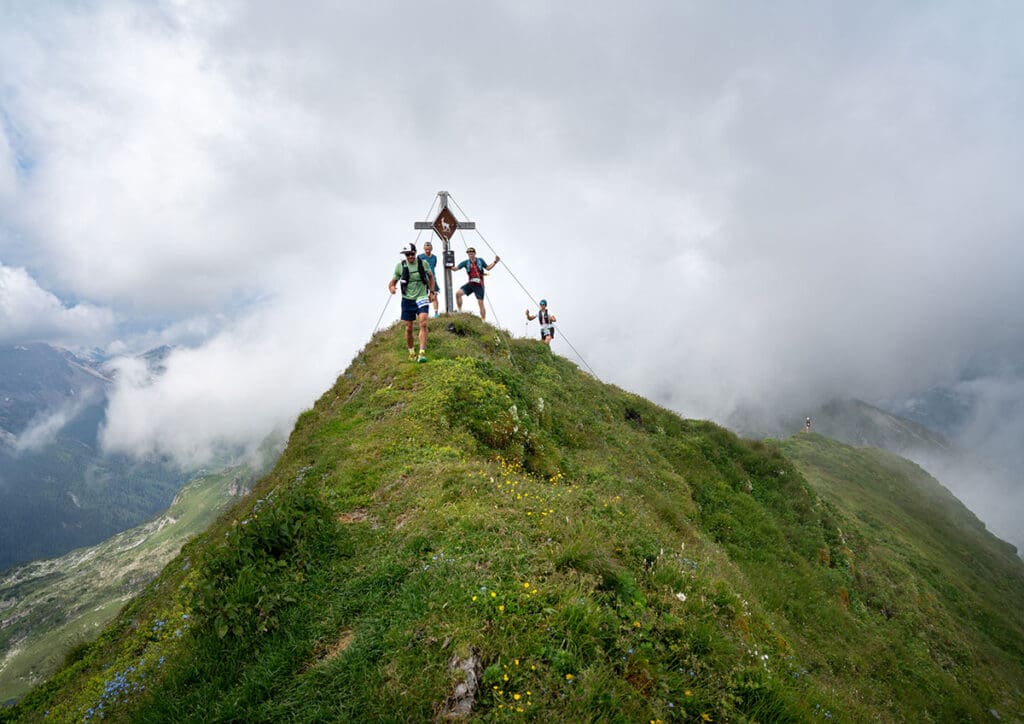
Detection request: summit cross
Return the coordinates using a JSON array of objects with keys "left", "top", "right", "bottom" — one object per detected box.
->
[{"left": 414, "top": 191, "right": 476, "bottom": 314}]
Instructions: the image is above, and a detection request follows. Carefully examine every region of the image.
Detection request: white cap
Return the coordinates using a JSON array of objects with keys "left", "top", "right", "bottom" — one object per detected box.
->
[{"left": 400, "top": 243, "right": 416, "bottom": 255}]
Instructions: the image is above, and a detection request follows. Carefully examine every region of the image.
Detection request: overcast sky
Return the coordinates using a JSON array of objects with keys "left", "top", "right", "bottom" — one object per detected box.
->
[{"left": 1, "top": 1, "right": 1022, "bottom": 540}]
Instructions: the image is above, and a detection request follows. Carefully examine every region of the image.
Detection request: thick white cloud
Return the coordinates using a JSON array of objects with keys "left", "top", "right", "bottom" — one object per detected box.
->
[
  {"left": 0, "top": 264, "right": 115, "bottom": 346},
  {"left": 0, "top": 2, "right": 1021, "bottom": 529},
  {"left": 99, "top": 275, "right": 362, "bottom": 466},
  {"left": 0, "top": 2, "right": 351, "bottom": 311}
]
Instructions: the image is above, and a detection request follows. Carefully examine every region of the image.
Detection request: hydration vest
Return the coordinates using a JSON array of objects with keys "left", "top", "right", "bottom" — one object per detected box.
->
[
  {"left": 400, "top": 258, "right": 429, "bottom": 295},
  {"left": 465, "top": 258, "right": 484, "bottom": 284}
]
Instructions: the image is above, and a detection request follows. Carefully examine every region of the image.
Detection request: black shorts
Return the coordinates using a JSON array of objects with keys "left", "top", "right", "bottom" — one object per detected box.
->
[
  {"left": 460, "top": 283, "right": 484, "bottom": 300},
  {"left": 540, "top": 327, "right": 555, "bottom": 341},
  {"left": 401, "top": 297, "right": 429, "bottom": 321}
]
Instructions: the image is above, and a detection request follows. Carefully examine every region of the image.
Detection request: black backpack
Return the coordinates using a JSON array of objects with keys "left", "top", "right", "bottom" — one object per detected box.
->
[{"left": 400, "top": 258, "right": 429, "bottom": 295}]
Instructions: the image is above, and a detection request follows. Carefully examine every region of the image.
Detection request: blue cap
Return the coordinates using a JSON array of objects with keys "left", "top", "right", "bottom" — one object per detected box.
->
[{"left": 539, "top": 299, "right": 547, "bottom": 306}]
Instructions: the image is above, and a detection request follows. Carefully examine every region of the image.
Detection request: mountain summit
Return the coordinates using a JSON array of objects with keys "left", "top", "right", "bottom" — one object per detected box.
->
[{"left": 9, "top": 316, "right": 1024, "bottom": 721}]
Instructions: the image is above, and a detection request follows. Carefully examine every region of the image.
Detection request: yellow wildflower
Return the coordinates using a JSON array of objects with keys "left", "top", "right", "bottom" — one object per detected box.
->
[{"left": 565, "top": 673, "right": 574, "bottom": 681}]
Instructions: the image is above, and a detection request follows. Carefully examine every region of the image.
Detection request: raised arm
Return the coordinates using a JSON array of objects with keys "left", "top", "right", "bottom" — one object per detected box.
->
[{"left": 486, "top": 255, "right": 501, "bottom": 271}]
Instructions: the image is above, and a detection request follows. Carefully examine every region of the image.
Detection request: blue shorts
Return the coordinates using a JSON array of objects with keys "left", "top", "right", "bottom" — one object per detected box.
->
[
  {"left": 401, "top": 297, "right": 430, "bottom": 321},
  {"left": 460, "top": 283, "right": 484, "bottom": 300}
]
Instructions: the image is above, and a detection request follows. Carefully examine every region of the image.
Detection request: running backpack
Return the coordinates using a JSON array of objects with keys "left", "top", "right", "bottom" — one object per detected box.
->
[
  {"left": 400, "top": 258, "right": 429, "bottom": 295},
  {"left": 465, "top": 258, "right": 485, "bottom": 283}
]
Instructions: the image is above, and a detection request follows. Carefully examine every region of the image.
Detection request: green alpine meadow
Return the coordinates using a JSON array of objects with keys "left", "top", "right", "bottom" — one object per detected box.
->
[
  {"left": 6, "top": 315, "right": 1023, "bottom": 722},
  {"left": 0, "top": 464, "right": 262, "bottom": 704}
]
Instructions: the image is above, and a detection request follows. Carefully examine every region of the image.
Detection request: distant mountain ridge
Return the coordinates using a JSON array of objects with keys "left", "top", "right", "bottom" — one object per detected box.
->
[
  {"left": 729, "top": 396, "right": 1023, "bottom": 554},
  {"left": 729, "top": 397, "right": 952, "bottom": 457},
  {"left": 0, "top": 344, "right": 188, "bottom": 570},
  {"left": 889, "top": 385, "right": 974, "bottom": 439},
  {"left": 803, "top": 398, "right": 952, "bottom": 456},
  {"left": 0, "top": 345, "right": 110, "bottom": 443}
]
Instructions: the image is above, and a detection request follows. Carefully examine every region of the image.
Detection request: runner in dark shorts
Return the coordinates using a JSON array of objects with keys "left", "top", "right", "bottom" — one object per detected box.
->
[
  {"left": 388, "top": 243, "right": 436, "bottom": 362},
  {"left": 455, "top": 247, "right": 501, "bottom": 320}
]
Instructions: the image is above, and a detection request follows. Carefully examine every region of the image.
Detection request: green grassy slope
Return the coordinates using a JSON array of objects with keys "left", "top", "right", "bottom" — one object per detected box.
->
[
  {"left": 6, "top": 316, "right": 1023, "bottom": 722},
  {"left": 777, "top": 434, "right": 1024, "bottom": 717},
  {"left": 0, "top": 466, "right": 258, "bottom": 703}
]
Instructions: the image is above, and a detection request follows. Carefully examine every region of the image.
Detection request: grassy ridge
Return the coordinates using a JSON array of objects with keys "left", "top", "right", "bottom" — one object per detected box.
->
[
  {"left": 778, "top": 434, "right": 1024, "bottom": 717},
  {"left": 6, "top": 315, "right": 1024, "bottom": 722}
]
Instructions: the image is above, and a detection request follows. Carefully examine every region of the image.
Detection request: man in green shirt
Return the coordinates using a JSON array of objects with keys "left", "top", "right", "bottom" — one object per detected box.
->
[{"left": 388, "top": 243, "right": 436, "bottom": 363}]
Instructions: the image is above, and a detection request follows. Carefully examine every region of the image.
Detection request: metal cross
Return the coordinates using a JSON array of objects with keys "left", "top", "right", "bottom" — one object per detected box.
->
[{"left": 414, "top": 191, "right": 476, "bottom": 313}]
